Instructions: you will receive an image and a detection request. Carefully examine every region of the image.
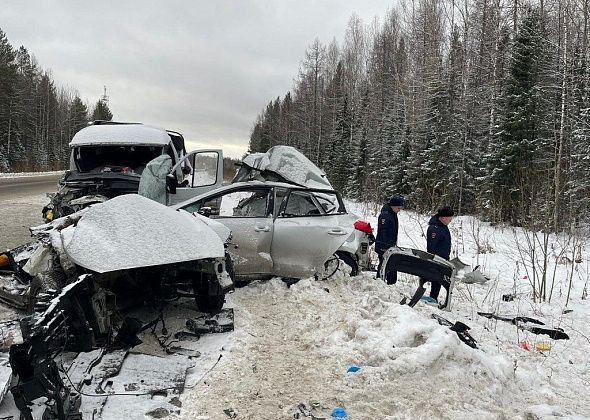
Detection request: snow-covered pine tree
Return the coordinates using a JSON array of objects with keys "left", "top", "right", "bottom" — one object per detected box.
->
[
  {"left": 487, "top": 7, "right": 548, "bottom": 226},
  {"left": 91, "top": 99, "right": 113, "bottom": 122}
]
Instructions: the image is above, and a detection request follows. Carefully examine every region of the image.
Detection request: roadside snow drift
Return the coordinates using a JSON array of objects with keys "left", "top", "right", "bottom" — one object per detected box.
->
[{"left": 178, "top": 204, "right": 589, "bottom": 420}]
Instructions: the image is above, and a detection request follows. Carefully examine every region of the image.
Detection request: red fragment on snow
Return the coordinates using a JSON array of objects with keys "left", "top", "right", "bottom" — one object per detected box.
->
[{"left": 520, "top": 341, "right": 531, "bottom": 351}]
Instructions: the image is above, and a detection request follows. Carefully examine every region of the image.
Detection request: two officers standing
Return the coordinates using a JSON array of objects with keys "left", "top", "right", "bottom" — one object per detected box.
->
[{"left": 375, "top": 196, "right": 454, "bottom": 302}]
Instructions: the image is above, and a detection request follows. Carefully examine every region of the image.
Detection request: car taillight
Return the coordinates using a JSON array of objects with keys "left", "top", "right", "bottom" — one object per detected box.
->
[{"left": 354, "top": 220, "right": 373, "bottom": 235}]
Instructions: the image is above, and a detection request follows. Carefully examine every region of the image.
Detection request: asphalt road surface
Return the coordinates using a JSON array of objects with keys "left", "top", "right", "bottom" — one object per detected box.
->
[{"left": 0, "top": 174, "right": 62, "bottom": 250}]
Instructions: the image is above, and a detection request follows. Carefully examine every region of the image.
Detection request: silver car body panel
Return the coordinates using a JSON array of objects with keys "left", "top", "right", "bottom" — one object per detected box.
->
[
  {"left": 221, "top": 217, "right": 274, "bottom": 275},
  {"left": 271, "top": 214, "right": 355, "bottom": 277}
]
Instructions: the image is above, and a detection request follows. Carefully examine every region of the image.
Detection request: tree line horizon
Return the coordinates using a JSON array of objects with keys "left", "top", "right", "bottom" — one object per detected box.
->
[
  {"left": 248, "top": 0, "right": 590, "bottom": 232},
  {"left": 0, "top": 28, "right": 113, "bottom": 174}
]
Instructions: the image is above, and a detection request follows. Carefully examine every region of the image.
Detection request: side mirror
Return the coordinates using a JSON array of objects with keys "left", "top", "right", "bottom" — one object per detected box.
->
[
  {"left": 166, "top": 174, "right": 178, "bottom": 194},
  {"left": 198, "top": 206, "right": 212, "bottom": 217}
]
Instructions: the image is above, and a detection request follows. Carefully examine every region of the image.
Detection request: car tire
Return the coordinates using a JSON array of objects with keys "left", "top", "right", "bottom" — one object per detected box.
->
[
  {"left": 225, "top": 252, "right": 235, "bottom": 282},
  {"left": 195, "top": 294, "right": 225, "bottom": 314},
  {"left": 336, "top": 251, "right": 359, "bottom": 276}
]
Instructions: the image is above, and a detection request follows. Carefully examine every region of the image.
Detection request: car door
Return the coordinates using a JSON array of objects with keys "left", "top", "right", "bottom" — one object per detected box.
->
[
  {"left": 179, "top": 186, "right": 275, "bottom": 277},
  {"left": 270, "top": 189, "right": 354, "bottom": 278},
  {"left": 168, "top": 149, "right": 224, "bottom": 205}
]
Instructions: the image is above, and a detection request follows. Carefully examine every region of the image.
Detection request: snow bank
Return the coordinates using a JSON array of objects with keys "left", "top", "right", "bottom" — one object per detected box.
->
[
  {"left": 0, "top": 170, "right": 64, "bottom": 178},
  {"left": 179, "top": 200, "right": 589, "bottom": 419}
]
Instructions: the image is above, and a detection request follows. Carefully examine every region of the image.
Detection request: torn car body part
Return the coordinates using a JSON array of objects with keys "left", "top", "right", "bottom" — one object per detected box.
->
[
  {"left": 431, "top": 314, "right": 478, "bottom": 349},
  {"left": 381, "top": 247, "right": 456, "bottom": 310},
  {"left": 477, "top": 312, "right": 569, "bottom": 340},
  {"left": 232, "top": 145, "right": 332, "bottom": 190}
]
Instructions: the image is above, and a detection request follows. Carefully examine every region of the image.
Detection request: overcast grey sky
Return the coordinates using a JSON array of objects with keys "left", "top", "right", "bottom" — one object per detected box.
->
[{"left": 2, "top": 1, "right": 393, "bottom": 157}]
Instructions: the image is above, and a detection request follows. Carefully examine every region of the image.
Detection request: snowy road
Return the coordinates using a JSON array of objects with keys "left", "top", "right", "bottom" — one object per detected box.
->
[{"left": 0, "top": 174, "right": 60, "bottom": 250}]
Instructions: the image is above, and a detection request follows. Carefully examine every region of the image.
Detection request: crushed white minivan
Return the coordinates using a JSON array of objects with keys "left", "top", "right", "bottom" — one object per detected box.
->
[{"left": 42, "top": 121, "right": 224, "bottom": 221}]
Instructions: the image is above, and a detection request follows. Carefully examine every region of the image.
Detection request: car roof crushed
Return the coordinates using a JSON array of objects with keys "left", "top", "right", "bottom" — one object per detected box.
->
[{"left": 234, "top": 145, "right": 333, "bottom": 189}]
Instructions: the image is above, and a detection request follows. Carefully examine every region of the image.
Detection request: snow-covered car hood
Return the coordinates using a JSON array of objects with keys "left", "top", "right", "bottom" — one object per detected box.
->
[
  {"left": 233, "top": 146, "right": 332, "bottom": 189},
  {"left": 63, "top": 194, "right": 225, "bottom": 273}
]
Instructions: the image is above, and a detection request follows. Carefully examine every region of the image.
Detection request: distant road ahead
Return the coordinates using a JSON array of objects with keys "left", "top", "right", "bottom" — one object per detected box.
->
[
  {"left": 0, "top": 173, "right": 62, "bottom": 200},
  {"left": 0, "top": 173, "right": 62, "bottom": 250}
]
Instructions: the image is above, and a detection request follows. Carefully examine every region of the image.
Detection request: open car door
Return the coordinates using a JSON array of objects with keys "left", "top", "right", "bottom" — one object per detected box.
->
[{"left": 169, "top": 149, "right": 224, "bottom": 205}]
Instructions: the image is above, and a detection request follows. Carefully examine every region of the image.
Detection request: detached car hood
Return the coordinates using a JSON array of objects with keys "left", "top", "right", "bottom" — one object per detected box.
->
[
  {"left": 64, "top": 194, "right": 225, "bottom": 273},
  {"left": 233, "top": 145, "right": 332, "bottom": 189}
]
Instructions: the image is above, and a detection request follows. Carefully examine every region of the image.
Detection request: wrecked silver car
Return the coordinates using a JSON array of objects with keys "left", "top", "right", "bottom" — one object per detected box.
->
[
  {"left": 172, "top": 146, "right": 375, "bottom": 281},
  {"left": 42, "top": 121, "right": 224, "bottom": 221},
  {"left": 0, "top": 194, "right": 234, "bottom": 419},
  {"left": 1, "top": 194, "right": 233, "bottom": 313}
]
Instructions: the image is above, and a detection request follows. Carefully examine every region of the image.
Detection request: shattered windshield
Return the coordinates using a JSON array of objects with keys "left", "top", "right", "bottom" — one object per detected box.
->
[
  {"left": 74, "top": 145, "right": 164, "bottom": 174},
  {"left": 313, "top": 192, "right": 346, "bottom": 214}
]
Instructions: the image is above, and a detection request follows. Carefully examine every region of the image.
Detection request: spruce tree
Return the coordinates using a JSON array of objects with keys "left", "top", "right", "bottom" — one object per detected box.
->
[{"left": 91, "top": 99, "right": 113, "bottom": 121}]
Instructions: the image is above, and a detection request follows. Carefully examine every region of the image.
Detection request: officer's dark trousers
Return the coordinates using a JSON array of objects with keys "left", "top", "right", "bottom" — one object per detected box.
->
[
  {"left": 430, "top": 281, "right": 441, "bottom": 300},
  {"left": 377, "top": 251, "right": 397, "bottom": 285}
]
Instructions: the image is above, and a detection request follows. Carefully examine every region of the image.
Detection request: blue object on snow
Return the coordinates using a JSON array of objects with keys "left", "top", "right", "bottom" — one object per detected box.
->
[
  {"left": 420, "top": 296, "right": 438, "bottom": 304},
  {"left": 331, "top": 407, "right": 348, "bottom": 418},
  {"left": 347, "top": 365, "right": 360, "bottom": 373}
]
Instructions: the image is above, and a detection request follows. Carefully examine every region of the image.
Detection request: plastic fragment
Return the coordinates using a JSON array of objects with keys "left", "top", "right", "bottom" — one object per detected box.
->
[
  {"left": 331, "top": 407, "right": 347, "bottom": 418},
  {"left": 346, "top": 366, "right": 360, "bottom": 373}
]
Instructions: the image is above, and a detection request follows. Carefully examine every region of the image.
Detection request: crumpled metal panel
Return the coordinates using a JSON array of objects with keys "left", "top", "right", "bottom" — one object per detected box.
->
[{"left": 64, "top": 194, "right": 224, "bottom": 273}]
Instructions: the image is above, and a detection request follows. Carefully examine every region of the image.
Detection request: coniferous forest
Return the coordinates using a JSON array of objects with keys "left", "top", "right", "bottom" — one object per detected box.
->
[
  {"left": 249, "top": 0, "right": 590, "bottom": 232},
  {"left": 0, "top": 28, "right": 112, "bottom": 173}
]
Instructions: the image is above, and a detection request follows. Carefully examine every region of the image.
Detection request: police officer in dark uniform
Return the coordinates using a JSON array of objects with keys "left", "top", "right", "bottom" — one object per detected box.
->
[
  {"left": 375, "top": 195, "right": 404, "bottom": 284},
  {"left": 426, "top": 206, "right": 454, "bottom": 300}
]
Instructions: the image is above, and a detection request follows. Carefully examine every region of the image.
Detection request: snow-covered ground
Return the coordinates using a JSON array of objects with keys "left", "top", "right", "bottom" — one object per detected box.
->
[
  {"left": 0, "top": 170, "right": 64, "bottom": 178},
  {"left": 1, "top": 197, "right": 588, "bottom": 419},
  {"left": 178, "top": 202, "right": 590, "bottom": 419}
]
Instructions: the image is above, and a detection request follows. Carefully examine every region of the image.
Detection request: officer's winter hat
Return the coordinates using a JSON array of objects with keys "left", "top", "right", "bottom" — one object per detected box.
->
[
  {"left": 388, "top": 195, "right": 405, "bottom": 207},
  {"left": 436, "top": 206, "right": 454, "bottom": 217}
]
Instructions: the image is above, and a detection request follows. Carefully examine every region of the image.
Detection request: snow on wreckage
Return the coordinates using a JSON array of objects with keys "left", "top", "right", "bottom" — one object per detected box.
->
[{"left": 0, "top": 194, "right": 235, "bottom": 419}]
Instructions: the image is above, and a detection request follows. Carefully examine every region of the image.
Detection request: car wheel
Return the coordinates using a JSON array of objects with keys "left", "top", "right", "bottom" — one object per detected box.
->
[
  {"left": 316, "top": 255, "right": 340, "bottom": 280},
  {"left": 336, "top": 251, "right": 359, "bottom": 276},
  {"left": 195, "top": 294, "right": 225, "bottom": 314},
  {"left": 225, "top": 252, "right": 235, "bottom": 282}
]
